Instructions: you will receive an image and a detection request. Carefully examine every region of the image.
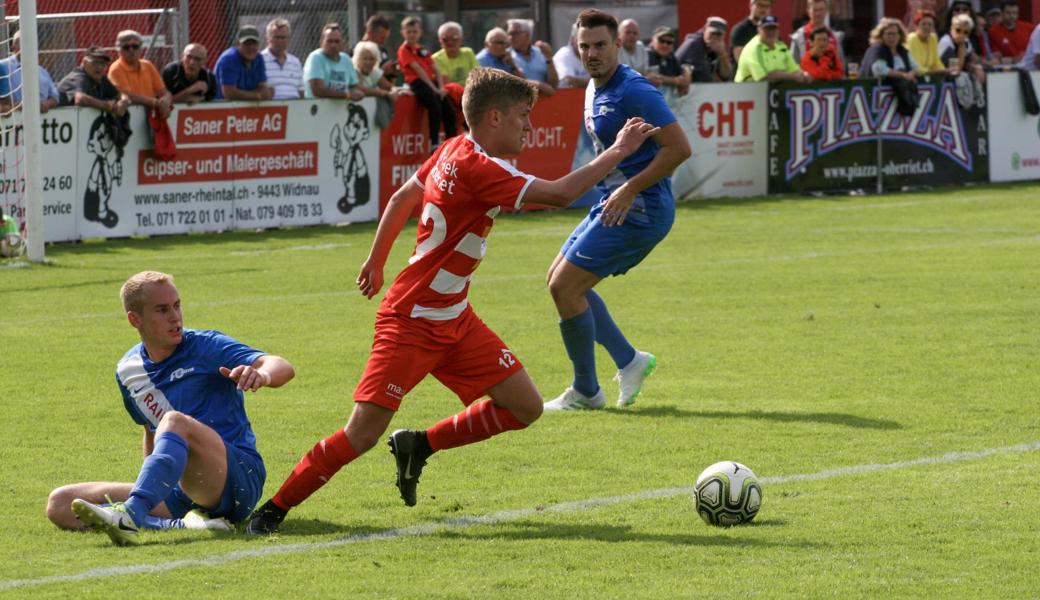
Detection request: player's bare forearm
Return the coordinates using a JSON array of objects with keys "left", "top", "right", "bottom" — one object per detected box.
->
[
  {"left": 525, "top": 117, "right": 659, "bottom": 207},
  {"left": 357, "top": 179, "right": 422, "bottom": 297},
  {"left": 251, "top": 355, "right": 296, "bottom": 388},
  {"left": 616, "top": 121, "right": 692, "bottom": 197}
]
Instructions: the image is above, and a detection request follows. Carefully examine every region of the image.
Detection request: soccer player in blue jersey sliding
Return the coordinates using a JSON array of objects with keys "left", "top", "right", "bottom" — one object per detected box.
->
[
  {"left": 544, "top": 9, "right": 691, "bottom": 411},
  {"left": 45, "top": 271, "right": 296, "bottom": 545}
]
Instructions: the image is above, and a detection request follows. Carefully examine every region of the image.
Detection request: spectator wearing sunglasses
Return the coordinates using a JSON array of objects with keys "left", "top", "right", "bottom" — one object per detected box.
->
[
  {"left": 162, "top": 44, "right": 218, "bottom": 104},
  {"left": 647, "top": 26, "right": 690, "bottom": 98},
  {"left": 108, "top": 30, "right": 173, "bottom": 118}
]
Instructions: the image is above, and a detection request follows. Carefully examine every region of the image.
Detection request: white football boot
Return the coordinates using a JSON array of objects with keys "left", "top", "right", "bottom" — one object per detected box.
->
[
  {"left": 615, "top": 351, "right": 657, "bottom": 408},
  {"left": 71, "top": 499, "right": 140, "bottom": 546},
  {"left": 182, "top": 509, "right": 233, "bottom": 531},
  {"left": 544, "top": 386, "right": 607, "bottom": 411}
]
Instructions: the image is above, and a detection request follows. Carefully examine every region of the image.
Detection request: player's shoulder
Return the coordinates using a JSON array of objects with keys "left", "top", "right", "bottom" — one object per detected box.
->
[{"left": 117, "top": 342, "right": 146, "bottom": 369}]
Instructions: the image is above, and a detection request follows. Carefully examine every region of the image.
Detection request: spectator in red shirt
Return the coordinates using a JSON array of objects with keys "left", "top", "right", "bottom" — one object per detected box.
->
[
  {"left": 801, "top": 26, "right": 844, "bottom": 80},
  {"left": 988, "top": 0, "right": 1033, "bottom": 62},
  {"left": 398, "top": 15, "right": 457, "bottom": 154}
]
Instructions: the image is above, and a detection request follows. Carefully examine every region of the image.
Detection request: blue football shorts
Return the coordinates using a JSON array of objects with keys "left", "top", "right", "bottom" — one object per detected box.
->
[
  {"left": 560, "top": 200, "right": 674, "bottom": 278},
  {"left": 163, "top": 442, "right": 266, "bottom": 523}
]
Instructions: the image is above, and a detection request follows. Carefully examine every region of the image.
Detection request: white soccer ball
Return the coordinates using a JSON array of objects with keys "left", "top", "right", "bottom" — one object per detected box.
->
[{"left": 693, "top": 461, "right": 762, "bottom": 526}]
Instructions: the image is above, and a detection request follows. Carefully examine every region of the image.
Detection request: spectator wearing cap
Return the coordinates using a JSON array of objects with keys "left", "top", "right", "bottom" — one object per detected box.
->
[
  {"left": 214, "top": 25, "right": 272, "bottom": 101},
  {"left": 553, "top": 24, "right": 590, "bottom": 88},
  {"left": 1018, "top": 23, "right": 1040, "bottom": 70},
  {"left": 304, "top": 23, "right": 362, "bottom": 101},
  {"left": 476, "top": 28, "right": 523, "bottom": 76},
  {"left": 163, "top": 43, "right": 218, "bottom": 104},
  {"left": 789, "top": 0, "right": 847, "bottom": 65},
  {"left": 0, "top": 31, "right": 59, "bottom": 114},
  {"left": 801, "top": 26, "right": 844, "bottom": 80},
  {"left": 648, "top": 26, "right": 690, "bottom": 97},
  {"left": 617, "top": 19, "right": 650, "bottom": 74},
  {"left": 107, "top": 30, "right": 173, "bottom": 118},
  {"left": 906, "top": 10, "right": 945, "bottom": 74},
  {"left": 56, "top": 48, "right": 132, "bottom": 116},
  {"left": 507, "top": 18, "right": 558, "bottom": 97},
  {"left": 676, "top": 17, "right": 734, "bottom": 82},
  {"left": 988, "top": 0, "right": 1033, "bottom": 63},
  {"left": 735, "top": 16, "right": 809, "bottom": 82},
  {"left": 262, "top": 18, "right": 304, "bottom": 99},
  {"left": 731, "top": 0, "right": 773, "bottom": 62}
]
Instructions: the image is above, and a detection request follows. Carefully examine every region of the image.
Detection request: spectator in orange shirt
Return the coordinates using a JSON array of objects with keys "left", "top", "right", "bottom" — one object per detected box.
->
[
  {"left": 107, "top": 30, "right": 173, "bottom": 118},
  {"left": 801, "top": 26, "right": 844, "bottom": 80}
]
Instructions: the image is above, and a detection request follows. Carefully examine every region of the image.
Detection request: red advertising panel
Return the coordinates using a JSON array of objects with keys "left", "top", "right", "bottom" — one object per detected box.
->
[
  {"left": 175, "top": 106, "right": 289, "bottom": 144},
  {"left": 138, "top": 142, "right": 318, "bottom": 184},
  {"left": 378, "top": 88, "right": 588, "bottom": 213}
]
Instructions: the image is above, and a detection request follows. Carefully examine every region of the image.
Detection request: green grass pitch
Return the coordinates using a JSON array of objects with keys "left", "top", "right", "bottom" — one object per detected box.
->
[{"left": 1, "top": 183, "right": 1038, "bottom": 598}]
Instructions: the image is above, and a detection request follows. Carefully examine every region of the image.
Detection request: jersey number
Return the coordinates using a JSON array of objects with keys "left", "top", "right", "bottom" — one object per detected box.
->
[{"left": 409, "top": 203, "right": 447, "bottom": 264}]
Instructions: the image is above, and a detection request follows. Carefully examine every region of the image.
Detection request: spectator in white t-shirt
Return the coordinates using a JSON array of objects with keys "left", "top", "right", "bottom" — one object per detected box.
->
[
  {"left": 553, "top": 25, "right": 589, "bottom": 88},
  {"left": 618, "top": 18, "right": 649, "bottom": 74},
  {"left": 262, "top": 18, "right": 304, "bottom": 99},
  {"left": 1019, "top": 23, "right": 1040, "bottom": 70}
]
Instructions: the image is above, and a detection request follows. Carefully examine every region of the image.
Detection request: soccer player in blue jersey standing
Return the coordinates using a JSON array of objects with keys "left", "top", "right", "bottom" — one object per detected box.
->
[
  {"left": 544, "top": 9, "right": 691, "bottom": 411},
  {"left": 45, "top": 271, "right": 296, "bottom": 545}
]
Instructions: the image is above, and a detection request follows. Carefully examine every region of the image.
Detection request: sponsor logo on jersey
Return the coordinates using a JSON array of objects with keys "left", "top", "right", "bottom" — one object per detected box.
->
[{"left": 170, "top": 367, "right": 196, "bottom": 382}]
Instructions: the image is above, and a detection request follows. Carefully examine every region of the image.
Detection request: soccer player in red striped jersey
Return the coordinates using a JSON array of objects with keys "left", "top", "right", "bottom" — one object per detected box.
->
[{"left": 246, "top": 68, "right": 659, "bottom": 533}]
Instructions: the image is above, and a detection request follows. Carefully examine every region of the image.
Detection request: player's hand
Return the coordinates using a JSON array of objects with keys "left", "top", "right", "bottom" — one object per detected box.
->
[
  {"left": 611, "top": 117, "right": 659, "bottom": 157},
  {"left": 356, "top": 260, "right": 384, "bottom": 299},
  {"left": 220, "top": 365, "right": 270, "bottom": 392},
  {"left": 599, "top": 185, "right": 637, "bottom": 228}
]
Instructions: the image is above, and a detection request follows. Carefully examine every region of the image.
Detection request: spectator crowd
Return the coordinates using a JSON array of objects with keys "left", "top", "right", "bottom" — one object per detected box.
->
[{"left": 1, "top": 1, "right": 1038, "bottom": 153}]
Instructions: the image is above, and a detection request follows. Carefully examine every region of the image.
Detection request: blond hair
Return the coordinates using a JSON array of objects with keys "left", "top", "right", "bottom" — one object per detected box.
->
[
  {"left": 870, "top": 17, "right": 907, "bottom": 45},
  {"left": 121, "top": 271, "right": 172, "bottom": 313},
  {"left": 462, "top": 67, "right": 538, "bottom": 128},
  {"left": 950, "top": 13, "right": 974, "bottom": 32},
  {"left": 353, "top": 40, "right": 380, "bottom": 71}
]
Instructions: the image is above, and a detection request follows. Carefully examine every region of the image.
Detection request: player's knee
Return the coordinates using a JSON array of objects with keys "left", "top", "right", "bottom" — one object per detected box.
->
[
  {"left": 510, "top": 395, "right": 543, "bottom": 425},
  {"left": 46, "top": 485, "right": 78, "bottom": 529},
  {"left": 157, "top": 410, "right": 192, "bottom": 436},
  {"left": 346, "top": 428, "right": 382, "bottom": 454}
]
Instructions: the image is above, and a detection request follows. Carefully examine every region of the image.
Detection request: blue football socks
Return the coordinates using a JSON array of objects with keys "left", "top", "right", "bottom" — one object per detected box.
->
[
  {"left": 123, "top": 430, "right": 189, "bottom": 527},
  {"left": 586, "top": 289, "right": 636, "bottom": 369},
  {"left": 560, "top": 306, "right": 599, "bottom": 397}
]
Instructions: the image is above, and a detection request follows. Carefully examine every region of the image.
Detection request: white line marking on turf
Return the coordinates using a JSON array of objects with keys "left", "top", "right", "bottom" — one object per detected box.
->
[{"left": 2, "top": 440, "right": 1038, "bottom": 592}]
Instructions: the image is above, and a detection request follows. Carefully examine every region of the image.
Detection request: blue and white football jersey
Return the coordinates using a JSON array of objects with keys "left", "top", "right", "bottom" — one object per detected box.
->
[
  {"left": 116, "top": 329, "right": 265, "bottom": 458},
  {"left": 583, "top": 64, "right": 677, "bottom": 223}
]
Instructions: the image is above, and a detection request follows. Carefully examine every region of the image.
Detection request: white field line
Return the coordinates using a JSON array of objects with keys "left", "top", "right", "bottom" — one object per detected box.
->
[{"left": 2, "top": 440, "right": 1038, "bottom": 592}]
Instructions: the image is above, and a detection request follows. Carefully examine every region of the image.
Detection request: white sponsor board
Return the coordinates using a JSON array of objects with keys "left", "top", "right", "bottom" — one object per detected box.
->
[
  {"left": 988, "top": 71, "right": 1040, "bottom": 182},
  {"left": 6, "top": 99, "right": 380, "bottom": 242},
  {"left": 671, "top": 82, "right": 769, "bottom": 199}
]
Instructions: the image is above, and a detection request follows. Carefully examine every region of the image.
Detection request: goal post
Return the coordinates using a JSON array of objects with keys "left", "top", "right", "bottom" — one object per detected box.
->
[{"left": 18, "top": 0, "right": 44, "bottom": 263}]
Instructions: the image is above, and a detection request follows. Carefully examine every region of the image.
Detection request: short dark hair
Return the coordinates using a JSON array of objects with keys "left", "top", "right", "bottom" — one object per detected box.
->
[
  {"left": 810, "top": 26, "right": 830, "bottom": 39},
  {"left": 366, "top": 14, "right": 390, "bottom": 31},
  {"left": 575, "top": 9, "right": 619, "bottom": 38},
  {"left": 1000, "top": 0, "right": 1019, "bottom": 9}
]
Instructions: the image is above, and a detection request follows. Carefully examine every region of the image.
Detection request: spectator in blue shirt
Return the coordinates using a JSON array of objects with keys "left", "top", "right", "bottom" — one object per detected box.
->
[
  {"left": 507, "top": 18, "right": 558, "bottom": 97},
  {"left": 476, "top": 28, "right": 523, "bottom": 77},
  {"left": 0, "top": 31, "right": 59, "bottom": 113},
  {"left": 214, "top": 25, "right": 273, "bottom": 100}
]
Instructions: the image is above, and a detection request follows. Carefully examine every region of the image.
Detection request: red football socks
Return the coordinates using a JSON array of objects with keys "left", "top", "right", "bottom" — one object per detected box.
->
[
  {"left": 272, "top": 428, "right": 358, "bottom": 510},
  {"left": 426, "top": 399, "right": 527, "bottom": 451}
]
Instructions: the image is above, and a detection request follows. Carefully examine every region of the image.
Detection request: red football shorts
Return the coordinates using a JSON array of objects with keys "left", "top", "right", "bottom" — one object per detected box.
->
[{"left": 354, "top": 307, "right": 524, "bottom": 410}]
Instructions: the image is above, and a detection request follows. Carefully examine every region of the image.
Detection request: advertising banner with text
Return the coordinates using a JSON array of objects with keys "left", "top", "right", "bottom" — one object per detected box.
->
[
  {"left": 2, "top": 98, "right": 381, "bottom": 242},
  {"left": 987, "top": 71, "right": 1040, "bottom": 183},
  {"left": 378, "top": 89, "right": 599, "bottom": 212},
  {"left": 671, "top": 82, "right": 768, "bottom": 199},
  {"left": 768, "top": 78, "right": 989, "bottom": 193}
]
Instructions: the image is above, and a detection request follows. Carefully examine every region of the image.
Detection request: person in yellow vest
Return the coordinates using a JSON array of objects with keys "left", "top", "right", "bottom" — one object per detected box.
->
[
  {"left": 735, "top": 16, "right": 810, "bottom": 82},
  {"left": 906, "top": 9, "right": 945, "bottom": 74}
]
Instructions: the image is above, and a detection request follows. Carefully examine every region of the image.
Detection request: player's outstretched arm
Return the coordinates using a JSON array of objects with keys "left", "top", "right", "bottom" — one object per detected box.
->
[
  {"left": 357, "top": 178, "right": 423, "bottom": 299},
  {"left": 220, "top": 355, "right": 296, "bottom": 392},
  {"left": 599, "top": 121, "right": 692, "bottom": 227},
  {"left": 524, "top": 117, "right": 659, "bottom": 207}
]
